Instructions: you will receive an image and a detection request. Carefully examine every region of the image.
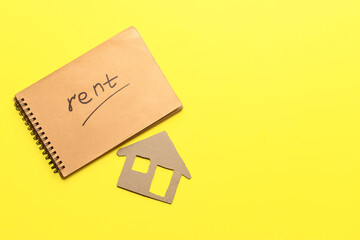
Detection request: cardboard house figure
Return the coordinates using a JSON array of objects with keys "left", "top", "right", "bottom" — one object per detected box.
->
[{"left": 117, "top": 131, "right": 191, "bottom": 204}]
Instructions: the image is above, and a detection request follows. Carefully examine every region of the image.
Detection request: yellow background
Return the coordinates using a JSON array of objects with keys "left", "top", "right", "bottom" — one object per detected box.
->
[{"left": 1, "top": 1, "right": 360, "bottom": 239}]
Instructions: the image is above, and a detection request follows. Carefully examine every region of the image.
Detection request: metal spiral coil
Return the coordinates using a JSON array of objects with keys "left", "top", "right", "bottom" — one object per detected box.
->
[{"left": 15, "top": 98, "right": 65, "bottom": 174}]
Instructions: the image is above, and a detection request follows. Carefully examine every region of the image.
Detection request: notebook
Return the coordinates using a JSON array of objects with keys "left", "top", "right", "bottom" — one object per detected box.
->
[{"left": 14, "top": 26, "right": 182, "bottom": 178}]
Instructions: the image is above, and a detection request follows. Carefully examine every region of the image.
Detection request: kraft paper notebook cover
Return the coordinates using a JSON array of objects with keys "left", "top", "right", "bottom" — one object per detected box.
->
[{"left": 14, "top": 26, "right": 182, "bottom": 178}]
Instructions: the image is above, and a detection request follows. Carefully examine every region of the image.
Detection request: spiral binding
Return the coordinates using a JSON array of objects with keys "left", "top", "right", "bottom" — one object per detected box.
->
[{"left": 14, "top": 97, "right": 65, "bottom": 174}]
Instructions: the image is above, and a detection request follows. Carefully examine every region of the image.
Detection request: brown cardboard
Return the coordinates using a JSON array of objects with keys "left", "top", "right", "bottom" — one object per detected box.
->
[
  {"left": 14, "top": 27, "right": 182, "bottom": 178},
  {"left": 117, "top": 131, "right": 191, "bottom": 204}
]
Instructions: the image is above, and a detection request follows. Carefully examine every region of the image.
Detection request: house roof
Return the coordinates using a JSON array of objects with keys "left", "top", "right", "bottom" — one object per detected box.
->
[{"left": 117, "top": 131, "right": 191, "bottom": 179}]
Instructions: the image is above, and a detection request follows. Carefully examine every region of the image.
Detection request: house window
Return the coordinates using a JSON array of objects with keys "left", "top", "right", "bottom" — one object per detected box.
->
[
  {"left": 131, "top": 156, "right": 151, "bottom": 173},
  {"left": 149, "top": 166, "right": 173, "bottom": 197}
]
